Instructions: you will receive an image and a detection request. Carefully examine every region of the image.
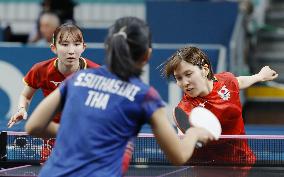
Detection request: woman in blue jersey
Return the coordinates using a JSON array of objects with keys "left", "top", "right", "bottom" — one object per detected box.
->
[{"left": 25, "top": 17, "right": 215, "bottom": 177}]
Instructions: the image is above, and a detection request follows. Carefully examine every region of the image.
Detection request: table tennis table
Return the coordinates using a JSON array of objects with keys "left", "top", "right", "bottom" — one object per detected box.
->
[
  {"left": 0, "top": 164, "right": 283, "bottom": 177},
  {"left": 0, "top": 132, "right": 283, "bottom": 177}
]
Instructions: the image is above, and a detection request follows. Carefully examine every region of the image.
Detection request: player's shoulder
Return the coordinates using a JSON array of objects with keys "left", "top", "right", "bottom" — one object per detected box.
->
[
  {"left": 144, "top": 86, "right": 162, "bottom": 101},
  {"left": 135, "top": 80, "right": 161, "bottom": 101},
  {"left": 30, "top": 58, "right": 56, "bottom": 70},
  {"left": 215, "top": 72, "right": 235, "bottom": 81},
  {"left": 215, "top": 72, "right": 239, "bottom": 89},
  {"left": 80, "top": 57, "right": 100, "bottom": 68}
]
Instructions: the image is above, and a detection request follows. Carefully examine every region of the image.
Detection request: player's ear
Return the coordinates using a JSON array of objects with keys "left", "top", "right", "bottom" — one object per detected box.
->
[
  {"left": 141, "top": 48, "right": 152, "bottom": 65},
  {"left": 83, "top": 43, "right": 87, "bottom": 50},
  {"left": 146, "top": 48, "right": 152, "bottom": 60},
  {"left": 50, "top": 44, "right": 57, "bottom": 55},
  {"left": 202, "top": 64, "right": 209, "bottom": 77}
]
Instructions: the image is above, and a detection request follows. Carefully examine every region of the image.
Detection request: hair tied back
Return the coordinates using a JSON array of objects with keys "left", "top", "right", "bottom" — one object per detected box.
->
[{"left": 113, "top": 26, "right": 127, "bottom": 39}]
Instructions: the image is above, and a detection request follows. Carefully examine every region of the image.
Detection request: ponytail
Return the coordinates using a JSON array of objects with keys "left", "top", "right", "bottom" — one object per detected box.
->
[
  {"left": 107, "top": 29, "right": 141, "bottom": 81},
  {"left": 105, "top": 17, "right": 151, "bottom": 81}
]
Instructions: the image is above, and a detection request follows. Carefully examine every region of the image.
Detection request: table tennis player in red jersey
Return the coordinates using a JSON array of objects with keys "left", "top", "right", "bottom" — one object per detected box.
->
[
  {"left": 7, "top": 22, "right": 134, "bottom": 174},
  {"left": 7, "top": 22, "right": 134, "bottom": 173},
  {"left": 162, "top": 46, "right": 278, "bottom": 169},
  {"left": 8, "top": 23, "right": 99, "bottom": 126},
  {"left": 7, "top": 22, "right": 101, "bottom": 159}
]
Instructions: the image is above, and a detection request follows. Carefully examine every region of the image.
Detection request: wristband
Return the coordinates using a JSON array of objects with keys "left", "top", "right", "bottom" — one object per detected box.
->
[{"left": 17, "top": 106, "right": 25, "bottom": 111}]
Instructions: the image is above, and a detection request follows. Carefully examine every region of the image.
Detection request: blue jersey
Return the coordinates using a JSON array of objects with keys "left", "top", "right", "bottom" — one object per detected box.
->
[{"left": 39, "top": 66, "right": 165, "bottom": 177}]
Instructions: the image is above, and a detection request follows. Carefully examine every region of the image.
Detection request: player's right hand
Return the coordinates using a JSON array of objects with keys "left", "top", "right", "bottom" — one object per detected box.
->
[
  {"left": 186, "top": 127, "right": 216, "bottom": 145},
  {"left": 7, "top": 107, "right": 27, "bottom": 128}
]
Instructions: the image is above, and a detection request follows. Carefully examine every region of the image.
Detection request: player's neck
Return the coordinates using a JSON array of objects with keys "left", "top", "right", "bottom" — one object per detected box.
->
[
  {"left": 208, "top": 79, "right": 214, "bottom": 92},
  {"left": 57, "top": 59, "right": 80, "bottom": 77},
  {"left": 200, "top": 80, "right": 214, "bottom": 97}
]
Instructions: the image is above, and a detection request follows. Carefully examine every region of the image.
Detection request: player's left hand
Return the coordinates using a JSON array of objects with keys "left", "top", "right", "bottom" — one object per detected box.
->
[{"left": 258, "top": 66, "right": 278, "bottom": 82}]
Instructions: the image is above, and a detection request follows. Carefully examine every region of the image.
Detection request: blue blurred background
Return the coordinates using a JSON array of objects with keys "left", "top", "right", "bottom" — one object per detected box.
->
[{"left": 1, "top": 0, "right": 284, "bottom": 134}]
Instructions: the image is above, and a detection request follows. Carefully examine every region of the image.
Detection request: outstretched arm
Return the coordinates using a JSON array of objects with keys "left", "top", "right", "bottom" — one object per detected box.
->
[
  {"left": 237, "top": 66, "right": 278, "bottom": 89},
  {"left": 150, "top": 107, "right": 215, "bottom": 165},
  {"left": 8, "top": 85, "right": 36, "bottom": 128},
  {"left": 25, "top": 88, "right": 61, "bottom": 138}
]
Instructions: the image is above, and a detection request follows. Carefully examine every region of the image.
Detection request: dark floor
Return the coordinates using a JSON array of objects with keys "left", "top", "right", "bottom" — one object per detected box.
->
[
  {"left": 0, "top": 165, "right": 283, "bottom": 177},
  {"left": 126, "top": 165, "right": 284, "bottom": 177}
]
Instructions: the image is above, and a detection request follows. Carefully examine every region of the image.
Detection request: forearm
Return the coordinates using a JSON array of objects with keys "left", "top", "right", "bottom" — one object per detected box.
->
[
  {"left": 18, "top": 94, "right": 32, "bottom": 110},
  {"left": 238, "top": 66, "right": 278, "bottom": 89},
  {"left": 157, "top": 127, "right": 199, "bottom": 165},
  {"left": 237, "top": 74, "right": 262, "bottom": 89},
  {"left": 25, "top": 89, "right": 61, "bottom": 137},
  {"left": 151, "top": 108, "right": 198, "bottom": 165},
  {"left": 8, "top": 92, "right": 33, "bottom": 128},
  {"left": 28, "top": 122, "right": 59, "bottom": 138},
  {"left": 178, "top": 129, "right": 199, "bottom": 163},
  {"left": 18, "top": 85, "right": 36, "bottom": 111},
  {"left": 154, "top": 128, "right": 195, "bottom": 165},
  {"left": 25, "top": 103, "right": 59, "bottom": 137}
]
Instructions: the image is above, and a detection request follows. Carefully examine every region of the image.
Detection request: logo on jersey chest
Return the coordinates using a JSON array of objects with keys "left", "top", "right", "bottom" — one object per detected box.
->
[
  {"left": 199, "top": 100, "right": 208, "bottom": 107},
  {"left": 50, "top": 81, "right": 61, "bottom": 87},
  {"left": 218, "top": 85, "right": 230, "bottom": 101}
]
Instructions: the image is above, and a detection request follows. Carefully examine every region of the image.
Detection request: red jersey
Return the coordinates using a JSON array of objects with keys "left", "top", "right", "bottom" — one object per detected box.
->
[
  {"left": 24, "top": 57, "right": 100, "bottom": 123},
  {"left": 178, "top": 72, "right": 256, "bottom": 165}
]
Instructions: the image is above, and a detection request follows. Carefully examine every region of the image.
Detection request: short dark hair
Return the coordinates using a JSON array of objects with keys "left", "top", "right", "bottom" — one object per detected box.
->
[{"left": 162, "top": 46, "right": 214, "bottom": 80}]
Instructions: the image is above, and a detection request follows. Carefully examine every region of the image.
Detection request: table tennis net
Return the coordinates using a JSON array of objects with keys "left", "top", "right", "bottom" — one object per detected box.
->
[{"left": 0, "top": 132, "right": 283, "bottom": 167}]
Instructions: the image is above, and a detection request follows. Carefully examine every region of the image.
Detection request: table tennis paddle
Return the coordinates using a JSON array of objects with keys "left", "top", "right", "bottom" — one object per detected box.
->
[
  {"left": 173, "top": 106, "right": 222, "bottom": 147},
  {"left": 173, "top": 107, "right": 190, "bottom": 133}
]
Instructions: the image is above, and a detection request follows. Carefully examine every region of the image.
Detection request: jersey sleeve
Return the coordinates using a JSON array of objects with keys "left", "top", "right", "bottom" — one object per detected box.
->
[
  {"left": 142, "top": 87, "right": 166, "bottom": 123},
  {"left": 23, "top": 64, "right": 40, "bottom": 89},
  {"left": 86, "top": 58, "right": 100, "bottom": 68},
  {"left": 88, "top": 61, "right": 100, "bottom": 68},
  {"left": 222, "top": 72, "right": 240, "bottom": 93},
  {"left": 216, "top": 72, "right": 240, "bottom": 93}
]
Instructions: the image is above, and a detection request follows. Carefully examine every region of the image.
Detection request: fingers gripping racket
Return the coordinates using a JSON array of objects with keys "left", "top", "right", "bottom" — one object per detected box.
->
[{"left": 173, "top": 106, "right": 222, "bottom": 147}]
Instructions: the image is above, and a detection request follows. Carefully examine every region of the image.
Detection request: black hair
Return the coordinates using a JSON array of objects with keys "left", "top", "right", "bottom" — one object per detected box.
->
[{"left": 105, "top": 17, "right": 152, "bottom": 81}]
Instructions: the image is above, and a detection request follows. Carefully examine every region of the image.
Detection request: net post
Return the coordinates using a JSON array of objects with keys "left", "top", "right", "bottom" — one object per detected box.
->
[{"left": 0, "top": 131, "right": 7, "bottom": 161}]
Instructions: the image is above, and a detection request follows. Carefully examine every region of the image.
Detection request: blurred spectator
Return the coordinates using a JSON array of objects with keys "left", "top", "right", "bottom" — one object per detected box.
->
[
  {"left": 241, "top": 0, "right": 269, "bottom": 38},
  {"left": 28, "top": 0, "right": 76, "bottom": 45},
  {"left": 3, "top": 23, "right": 29, "bottom": 43},
  {"left": 239, "top": 0, "right": 269, "bottom": 74},
  {"left": 28, "top": 12, "right": 60, "bottom": 46},
  {"left": 239, "top": 0, "right": 254, "bottom": 15},
  {"left": 41, "top": 0, "right": 76, "bottom": 24}
]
